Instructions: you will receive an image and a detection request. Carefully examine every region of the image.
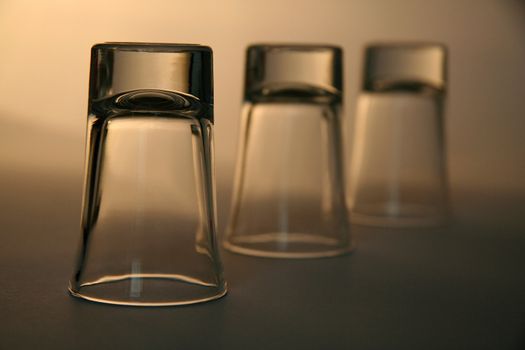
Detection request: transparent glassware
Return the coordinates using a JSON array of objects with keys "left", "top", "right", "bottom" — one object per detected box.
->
[
  {"left": 349, "top": 43, "right": 449, "bottom": 228},
  {"left": 224, "top": 44, "right": 352, "bottom": 258},
  {"left": 69, "top": 43, "right": 226, "bottom": 306}
]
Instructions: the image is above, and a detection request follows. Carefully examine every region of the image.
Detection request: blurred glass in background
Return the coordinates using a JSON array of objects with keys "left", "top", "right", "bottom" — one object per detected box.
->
[
  {"left": 350, "top": 43, "right": 448, "bottom": 227},
  {"left": 224, "top": 44, "right": 352, "bottom": 258}
]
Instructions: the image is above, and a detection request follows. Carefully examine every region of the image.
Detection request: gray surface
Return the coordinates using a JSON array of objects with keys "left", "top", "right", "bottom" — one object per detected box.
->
[{"left": 1, "top": 173, "right": 524, "bottom": 349}]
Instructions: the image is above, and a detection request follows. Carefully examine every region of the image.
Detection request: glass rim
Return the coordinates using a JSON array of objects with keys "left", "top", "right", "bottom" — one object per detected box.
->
[
  {"left": 92, "top": 42, "right": 212, "bottom": 53},
  {"left": 365, "top": 41, "right": 447, "bottom": 51},
  {"left": 247, "top": 43, "right": 342, "bottom": 52},
  {"left": 363, "top": 41, "right": 447, "bottom": 92}
]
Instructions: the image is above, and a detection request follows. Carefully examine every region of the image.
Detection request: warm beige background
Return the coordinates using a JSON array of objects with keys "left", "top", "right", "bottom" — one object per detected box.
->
[{"left": 1, "top": 0, "right": 524, "bottom": 226}]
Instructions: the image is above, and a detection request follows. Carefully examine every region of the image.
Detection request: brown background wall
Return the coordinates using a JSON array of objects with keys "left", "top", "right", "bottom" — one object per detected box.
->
[{"left": 1, "top": 0, "right": 524, "bottom": 227}]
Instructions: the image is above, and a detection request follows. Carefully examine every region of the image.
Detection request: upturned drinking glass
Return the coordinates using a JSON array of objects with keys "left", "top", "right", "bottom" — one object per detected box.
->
[
  {"left": 224, "top": 44, "right": 352, "bottom": 258},
  {"left": 69, "top": 43, "right": 226, "bottom": 306},
  {"left": 350, "top": 43, "right": 449, "bottom": 228}
]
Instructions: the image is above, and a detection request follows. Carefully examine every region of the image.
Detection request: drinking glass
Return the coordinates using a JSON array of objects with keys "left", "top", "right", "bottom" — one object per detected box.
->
[
  {"left": 350, "top": 43, "right": 449, "bottom": 227},
  {"left": 224, "top": 44, "right": 352, "bottom": 258},
  {"left": 69, "top": 43, "right": 226, "bottom": 306}
]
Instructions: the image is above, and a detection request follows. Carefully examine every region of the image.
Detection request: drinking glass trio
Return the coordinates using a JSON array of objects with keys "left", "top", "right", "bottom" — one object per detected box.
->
[{"left": 69, "top": 42, "right": 448, "bottom": 306}]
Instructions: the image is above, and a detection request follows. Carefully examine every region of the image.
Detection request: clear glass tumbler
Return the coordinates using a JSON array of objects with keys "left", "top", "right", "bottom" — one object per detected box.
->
[
  {"left": 350, "top": 43, "right": 449, "bottom": 228},
  {"left": 69, "top": 43, "right": 226, "bottom": 306},
  {"left": 224, "top": 44, "right": 352, "bottom": 258}
]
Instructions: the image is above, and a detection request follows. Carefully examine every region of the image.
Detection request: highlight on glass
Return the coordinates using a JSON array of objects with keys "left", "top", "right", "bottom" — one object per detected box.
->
[
  {"left": 69, "top": 43, "right": 226, "bottom": 306},
  {"left": 224, "top": 44, "right": 353, "bottom": 258},
  {"left": 349, "top": 43, "right": 449, "bottom": 228}
]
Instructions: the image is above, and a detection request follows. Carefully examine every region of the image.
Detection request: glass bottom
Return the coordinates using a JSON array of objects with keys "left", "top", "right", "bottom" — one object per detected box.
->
[
  {"left": 68, "top": 274, "right": 227, "bottom": 307},
  {"left": 224, "top": 232, "right": 353, "bottom": 259},
  {"left": 351, "top": 202, "right": 447, "bottom": 228}
]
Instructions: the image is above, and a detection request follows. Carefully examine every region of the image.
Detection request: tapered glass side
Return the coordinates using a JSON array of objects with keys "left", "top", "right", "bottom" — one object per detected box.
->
[
  {"left": 225, "top": 95, "right": 352, "bottom": 258},
  {"left": 350, "top": 91, "right": 448, "bottom": 227}
]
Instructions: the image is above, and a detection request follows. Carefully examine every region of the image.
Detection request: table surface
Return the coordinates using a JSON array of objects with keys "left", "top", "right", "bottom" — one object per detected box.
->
[{"left": 1, "top": 172, "right": 524, "bottom": 350}]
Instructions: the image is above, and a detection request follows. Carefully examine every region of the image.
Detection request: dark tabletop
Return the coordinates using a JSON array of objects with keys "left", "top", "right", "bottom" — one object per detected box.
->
[{"left": 1, "top": 172, "right": 524, "bottom": 350}]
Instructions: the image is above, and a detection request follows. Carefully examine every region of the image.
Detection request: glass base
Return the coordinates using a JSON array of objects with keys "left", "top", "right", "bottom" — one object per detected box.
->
[
  {"left": 351, "top": 202, "right": 447, "bottom": 228},
  {"left": 68, "top": 274, "right": 227, "bottom": 307},
  {"left": 224, "top": 232, "right": 353, "bottom": 259}
]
